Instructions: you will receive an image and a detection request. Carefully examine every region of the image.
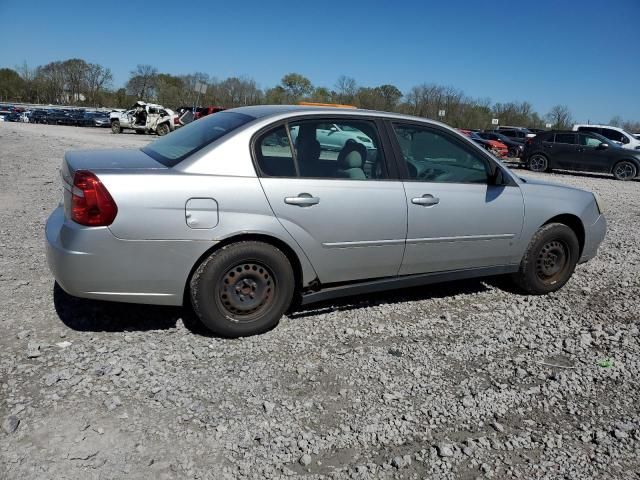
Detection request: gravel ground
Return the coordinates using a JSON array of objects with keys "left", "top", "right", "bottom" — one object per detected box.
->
[{"left": 1, "top": 122, "right": 639, "bottom": 480}]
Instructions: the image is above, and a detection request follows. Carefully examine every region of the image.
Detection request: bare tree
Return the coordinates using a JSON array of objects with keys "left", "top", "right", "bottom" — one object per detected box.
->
[
  {"left": 126, "top": 64, "right": 158, "bottom": 100},
  {"left": 546, "top": 105, "right": 573, "bottom": 129},
  {"left": 85, "top": 63, "right": 113, "bottom": 106},
  {"left": 335, "top": 75, "right": 357, "bottom": 104}
]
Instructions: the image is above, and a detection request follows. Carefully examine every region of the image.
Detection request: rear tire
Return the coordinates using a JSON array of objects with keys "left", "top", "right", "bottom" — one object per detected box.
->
[
  {"left": 512, "top": 223, "right": 579, "bottom": 294},
  {"left": 190, "top": 241, "right": 295, "bottom": 337},
  {"left": 528, "top": 153, "right": 549, "bottom": 172},
  {"left": 111, "top": 121, "right": 121, "bottom": 134},
  {"left": 612, "top": 160, "right": 637, "bottom": 181}
]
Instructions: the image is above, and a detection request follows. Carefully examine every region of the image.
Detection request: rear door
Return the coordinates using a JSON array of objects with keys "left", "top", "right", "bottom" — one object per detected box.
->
[
  {"left": 388, "top": 122, "right": 524, "bottom": 275},
  {"left": 551, "top": 133, "right": 579, "bottom": 169},
  {"left": 255, "top": 116, "right": 407, "bottom": 284}
]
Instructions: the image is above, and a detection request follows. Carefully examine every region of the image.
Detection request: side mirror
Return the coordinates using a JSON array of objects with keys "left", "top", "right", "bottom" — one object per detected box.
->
[
  {"left": 329, "top": 125, "right": 338, "bottom": 132},
  {"left": 597, "top": 143, "right": 609, "bottom": 149}
]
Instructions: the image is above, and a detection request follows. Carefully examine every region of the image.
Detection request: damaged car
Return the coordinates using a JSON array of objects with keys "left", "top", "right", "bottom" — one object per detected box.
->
[{"left": 110, "top": 101, "right": 179, "bottom": 136}]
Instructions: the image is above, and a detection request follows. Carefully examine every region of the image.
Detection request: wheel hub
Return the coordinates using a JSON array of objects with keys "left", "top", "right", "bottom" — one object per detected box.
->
[
  {"left": 219, "top": 263, "right": 273, "bottom": 318},
  {"left": 536, "top": 240, "right": 567, "bottom": 280}
]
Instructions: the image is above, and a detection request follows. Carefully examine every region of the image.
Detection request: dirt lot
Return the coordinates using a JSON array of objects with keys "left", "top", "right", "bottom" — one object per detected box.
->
[{"left": 1, "top": 122, "right": 639, "bottom": 479}]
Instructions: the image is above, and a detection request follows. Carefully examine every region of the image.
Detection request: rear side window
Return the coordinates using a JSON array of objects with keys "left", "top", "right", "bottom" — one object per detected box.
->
[
  {"left": 555, "top": 133, "right": 577, "bottom": 144},
  {"left": 255, "top": 118, "right": 387, "bottom": 180},
  {"left": 578, "top": 126, "right": 601, "bottom": 135},
  {"left": 601, "top": 128, "right": 627, "bottom": 144},
  {"left": 142, "top": 111, "right": 254, "bottom": 167}
]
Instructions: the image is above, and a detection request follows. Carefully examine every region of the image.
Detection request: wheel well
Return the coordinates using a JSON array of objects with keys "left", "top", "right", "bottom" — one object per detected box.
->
[
  {"left": 182, "top": 233, "right": 304, "bottom": 306},
  {"left": 543, "top": 214, "right": 585, "bottom": 256},
  {"left": 611, "top": 158, "right": 640, "bottom": 173}
]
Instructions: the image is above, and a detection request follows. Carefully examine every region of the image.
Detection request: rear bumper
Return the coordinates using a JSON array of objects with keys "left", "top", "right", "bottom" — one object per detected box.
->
[
  {"left": 579, "top": 214, "right": 606, "bottom": 263},
  {"left": 45, "top": 206, "right": 216, "bottom": 306}
]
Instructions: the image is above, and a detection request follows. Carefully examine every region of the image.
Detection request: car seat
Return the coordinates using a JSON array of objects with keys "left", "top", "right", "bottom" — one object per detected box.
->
[{"left": 337, "top": 142, "right": 367, "bottom": 180}]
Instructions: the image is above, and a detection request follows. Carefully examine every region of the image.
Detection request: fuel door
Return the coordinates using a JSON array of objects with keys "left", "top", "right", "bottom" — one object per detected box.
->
[{"left": 185, "top": 198, "right": 218, "bottom": 229}]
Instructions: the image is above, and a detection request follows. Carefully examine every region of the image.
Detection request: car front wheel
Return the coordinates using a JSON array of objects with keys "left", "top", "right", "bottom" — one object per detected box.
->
[
  {"left": 190, "top": 241, "right": 295, "bottom": 337},
  {"left": 612, "top": 161, "right": 637, "bottom": 181},
  {"left": 512, "top": 223, "right": 579, "bottom": 294}
]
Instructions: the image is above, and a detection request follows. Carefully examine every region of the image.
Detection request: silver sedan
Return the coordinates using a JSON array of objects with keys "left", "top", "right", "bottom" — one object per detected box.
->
[{"left": 46, "top": 105, "right": 606, "bottom": 337}]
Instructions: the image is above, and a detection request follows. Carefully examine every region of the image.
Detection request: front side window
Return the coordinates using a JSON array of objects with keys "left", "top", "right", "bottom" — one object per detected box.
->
[
  {"left": 579, "top": 134, "right": 604, "bottom": 147},
  {"left": 256, "top": 118, "right": 387, "bottom": 180},
  {"left": 554, "top": 133, "right": 577, "bottom": 144},
  {"left": 393, "top": 124, "right": 489, "bottom": 183}
]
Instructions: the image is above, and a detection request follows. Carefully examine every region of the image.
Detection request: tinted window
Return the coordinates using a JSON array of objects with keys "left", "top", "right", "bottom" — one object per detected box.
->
[
  {"left": 601, "top": 128, "right": 627, "bottom": 144},
  {"left": 256, "top": 126, "right": 296, "bottom": 177},
  {"left": 578, "top": 126, "right": 601, "bottom": 135},
  {"left": 554, "top": 133, "right": 577, "bottom": 144},
  {"left": 142, "top": 111, "right": 254, "bottom": 167},
  {"left": 393, "top": 124, "right": 489, "bottom": 183}
]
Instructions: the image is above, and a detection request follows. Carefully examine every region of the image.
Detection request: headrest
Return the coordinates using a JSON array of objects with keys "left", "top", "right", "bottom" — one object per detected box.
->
[{"left": 338, "top": 142, "right": 366, "bottom": 169}]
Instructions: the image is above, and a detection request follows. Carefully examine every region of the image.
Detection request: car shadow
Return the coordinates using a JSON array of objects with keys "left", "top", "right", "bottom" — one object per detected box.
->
[
  {"left": 53, "top": 282, "right": 195, "bottom": 333},
  {"left": 288, "top": 277, "right": 500, "bottom": 319},
  {"left": 508, "top": 165, "right": 640, "bottom": 182}
]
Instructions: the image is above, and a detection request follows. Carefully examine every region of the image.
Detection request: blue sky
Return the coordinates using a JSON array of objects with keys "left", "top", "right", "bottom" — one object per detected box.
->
[{"left": 1, "top": 0, "right": 638, "bottom": 122}]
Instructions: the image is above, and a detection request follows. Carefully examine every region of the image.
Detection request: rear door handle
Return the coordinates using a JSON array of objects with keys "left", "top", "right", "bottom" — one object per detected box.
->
[
  {"left": 284, "top": 193, "right": 320, "bottom": 206},
  {"left": 412, "top": 194, "right": 440, "bottom": 206}
]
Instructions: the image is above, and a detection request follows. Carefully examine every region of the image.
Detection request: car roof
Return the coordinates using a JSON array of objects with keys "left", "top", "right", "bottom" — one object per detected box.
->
[{"left": 228, "top": 104, "right": 450, "bottom": 126}]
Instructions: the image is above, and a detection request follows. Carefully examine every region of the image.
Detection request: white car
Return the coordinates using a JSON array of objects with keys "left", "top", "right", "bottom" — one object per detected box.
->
[
  {"left": 110, "top": 101, "right": 179, "bottom": 136},
  {"left": 572, "top": 124, "right": 640, "bottom": 150}
]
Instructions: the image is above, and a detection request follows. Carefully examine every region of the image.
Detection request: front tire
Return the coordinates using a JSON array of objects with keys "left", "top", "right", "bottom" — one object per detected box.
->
[
  {"left": 111, "top": 121, "right": 121, "bottom": 134},
  {"left": 612, "top": 160, "right": 637, "bottom": 181},
  {"left": 190, "top": 241, "right": 295, "bottom": 337},
  {"left": 512, "top": 223, "right": 579, "bottom": 294},
  {"left": 528, "top": 153, "right": 549, "bottom": 172}
]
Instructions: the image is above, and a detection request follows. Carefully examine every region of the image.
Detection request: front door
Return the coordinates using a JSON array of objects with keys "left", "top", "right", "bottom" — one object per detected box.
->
[
  {"left": 576, "top": 133, "right": 614, "bottom": 172},
  {"left": 389, "top": 122, "right": 525, "bottom": 275},
  {"left": 255, "top": 117, "right": 407, "bottom": 284}
]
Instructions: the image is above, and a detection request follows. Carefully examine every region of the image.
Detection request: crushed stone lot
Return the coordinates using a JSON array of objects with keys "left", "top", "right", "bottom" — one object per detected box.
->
[{"left": 1, "top": 122, "right": 639, "bottom": 479}]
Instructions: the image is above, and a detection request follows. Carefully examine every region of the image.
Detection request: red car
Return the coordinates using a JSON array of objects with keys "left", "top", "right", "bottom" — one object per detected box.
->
[
  {"left": 458, "top": 129, "right": 509, "bottom": 158},
  {"left": 195, "top": 106, "right": 226, "bottom": 119}
]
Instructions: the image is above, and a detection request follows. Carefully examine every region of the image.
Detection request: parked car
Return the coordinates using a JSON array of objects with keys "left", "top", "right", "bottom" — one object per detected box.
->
[
  {"left": 30, "top": 110, "right": 49, "bottom": 124},
  {"left": 572, "top": 124, "right": 640, "bottom": 150},
  {"left": 46, "top": 105, "right": 606, "bottom": 337},
  {"left": 523, "top": 130, "right": 640, "bottom": 180},
  {"left": 497, "top": 126, "right": 536, "bottom": 143},
  {"left": 458, "top": 129, "right": 508, "bottom": 158},
  {"left": 195, "top": 106, "right": 226, "bottom": 119},
  {"left": 110, "top": 101, "right": 178, "bottom": 136},
  {"left": 290, "top": 122, "right": 376, "bottom": 152},
  {"left": 478, "top": 131, "right": 524, "bottom": 158}
]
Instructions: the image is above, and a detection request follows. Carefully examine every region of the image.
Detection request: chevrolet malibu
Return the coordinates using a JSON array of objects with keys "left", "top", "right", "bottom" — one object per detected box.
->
[{"left": 46, "top": 105, "right": 607, "bottom": 337}]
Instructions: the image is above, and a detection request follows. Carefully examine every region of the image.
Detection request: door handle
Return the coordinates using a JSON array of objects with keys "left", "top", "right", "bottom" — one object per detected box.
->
[
  {"left": 284, "top": 193, "right": 320, "bottom": 206},
  {"left": 412, "top": 194, "right": 440, "bottom": 206}
]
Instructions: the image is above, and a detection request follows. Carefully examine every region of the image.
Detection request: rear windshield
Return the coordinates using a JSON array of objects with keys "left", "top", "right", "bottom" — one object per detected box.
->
[{"left": 142, "top": 111, "right": 254, "bottom": 167}]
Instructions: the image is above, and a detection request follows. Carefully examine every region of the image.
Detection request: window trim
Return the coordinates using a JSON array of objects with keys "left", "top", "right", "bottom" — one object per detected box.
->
[
  {"left": 383, "top": 119, "right": 515, "bottom": 186},
  {"left": 250, "top": 114, "right": 400, "bottom": 181}
]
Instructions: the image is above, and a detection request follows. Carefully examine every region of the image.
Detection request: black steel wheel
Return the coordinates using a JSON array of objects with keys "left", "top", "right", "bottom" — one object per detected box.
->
[
  {"left": 512, "top": 223, "right": 579, "bottom": 294},
  {"left": 190, "top": 241, "right": 295, "bottom": 337}
]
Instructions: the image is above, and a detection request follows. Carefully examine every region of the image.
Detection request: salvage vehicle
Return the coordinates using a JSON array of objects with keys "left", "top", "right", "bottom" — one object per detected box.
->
[
  {"left": 46, "top": 105, "right": 606, "bottom": 337},
  {"left": 523, "top": 130, "right": 640, "bottom": 180},
  {"left": 110, "top": 101, "right": 178, "bottom": 136},
  {"left": 458, "top": 129, "right": 508, "bottom": 158}
]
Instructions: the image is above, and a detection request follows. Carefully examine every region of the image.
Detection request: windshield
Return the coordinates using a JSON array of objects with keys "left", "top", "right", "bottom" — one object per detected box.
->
[{"left": 142, "top": 112, "right": 255, "bottom": 167}]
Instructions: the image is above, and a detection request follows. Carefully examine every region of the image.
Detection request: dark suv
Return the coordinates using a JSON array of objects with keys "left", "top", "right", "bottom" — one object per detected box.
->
[
  {"left": 497, "top": 127, "right": 534, "bottom": 144},
  {"left": 522, "top": 130, "right": 640, "bottom": 181}
]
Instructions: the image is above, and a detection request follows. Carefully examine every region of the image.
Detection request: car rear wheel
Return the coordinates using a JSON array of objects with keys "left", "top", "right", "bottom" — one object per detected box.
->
[
  {"left": 156, "top": 123, "right": 170, "bottom": 136},
  {"left": 111, "top": 121, "right": 121, "bottom": 134},
  {"left": 190, "top": 241, "right": 295, "bottom": 337},
  {"left": 612, "top": 161, "right": 637, "bottom": 181},
  {"left": 512, "top": 223, "right": 579, "bottom": 294},
  {"left": 528, "top": 154, "right": 549, "bottom": 172}
]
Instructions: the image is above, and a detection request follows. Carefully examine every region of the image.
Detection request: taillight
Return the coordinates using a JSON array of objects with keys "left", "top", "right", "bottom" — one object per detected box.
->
[
  {"left": 174, "top": 117, "right": 181, "bottom": 125},
  {"left": 71, "top": 170, "right": 118, "bottom": 226}
]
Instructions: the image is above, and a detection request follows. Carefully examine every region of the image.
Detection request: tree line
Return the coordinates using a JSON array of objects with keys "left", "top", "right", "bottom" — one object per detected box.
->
[{"left": 1, "top": 59, "right": 639, "bottom": 132}]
